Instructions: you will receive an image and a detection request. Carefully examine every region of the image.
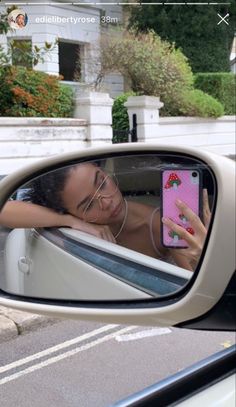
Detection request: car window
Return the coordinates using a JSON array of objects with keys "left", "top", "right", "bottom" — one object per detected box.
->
[{"left": 0, "top": 153, "right": 216, "bottom": 301}]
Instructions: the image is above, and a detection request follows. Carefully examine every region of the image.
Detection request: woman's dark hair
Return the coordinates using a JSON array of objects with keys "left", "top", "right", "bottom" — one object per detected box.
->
[
  {"left": 23, "top": 161, "right": 102, "bottom": 213},
  {"left": 16, "top": 14, "right": 25, "bottom": 23},
  {"left": 24, "top": 167, "right": 72, "bottom": 214}
]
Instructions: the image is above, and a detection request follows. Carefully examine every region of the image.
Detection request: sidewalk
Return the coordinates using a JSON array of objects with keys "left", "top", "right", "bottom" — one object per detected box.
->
[{"left": 0, "top": 306, "right": 59, "bottom": 344}]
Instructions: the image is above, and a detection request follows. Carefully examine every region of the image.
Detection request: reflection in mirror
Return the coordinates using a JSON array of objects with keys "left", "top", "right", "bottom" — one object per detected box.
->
[{"left": 0, "top": 153, "right": 215, "bottom": 301}]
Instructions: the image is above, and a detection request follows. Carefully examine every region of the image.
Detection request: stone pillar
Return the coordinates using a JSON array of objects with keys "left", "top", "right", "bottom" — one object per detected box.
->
[
  {"left": 124, "top": 96, "right": 164, "bottom": 142},
  {"left": 74, "top": 91, "right": 113, "bottom": 146}
]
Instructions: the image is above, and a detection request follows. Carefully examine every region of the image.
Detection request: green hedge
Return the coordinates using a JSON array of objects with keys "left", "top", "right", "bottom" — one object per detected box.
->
[
  {"left": 112, "top": 92, "right": 137, "bottom": 130},
  {"left": 0, "top": 66, "right": 74, "bottom": 117},
  {"left": 194, "top": 73, "right": 235, "bottom": 115},
  {"left": 112, "top": 92, "right": 137, "bottom": 143},
  {"left": 179, "top": 89, "right": 224, "bottom": 118},
  {"left": 112, "top": 90, "right": 223, "bottom": 138}
]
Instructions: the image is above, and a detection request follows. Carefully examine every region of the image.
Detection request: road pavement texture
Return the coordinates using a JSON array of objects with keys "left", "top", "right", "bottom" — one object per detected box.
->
[{"left": 0, "top": 306, "right": 59, "bottom": 344}]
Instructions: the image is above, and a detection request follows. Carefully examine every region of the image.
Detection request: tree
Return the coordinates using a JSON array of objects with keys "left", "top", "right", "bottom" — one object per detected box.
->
[
  {"left": 92, "top": 29, "right": 193, "bottom": 114},
  {"left": 128, "top": 1, "right": 235, "bottom": 72},
  {"left": 0, "top": 5, "right": 9, "bottom": 34},
  {"left": 89, "top": 29, "right": 224, "bottom": 117}
]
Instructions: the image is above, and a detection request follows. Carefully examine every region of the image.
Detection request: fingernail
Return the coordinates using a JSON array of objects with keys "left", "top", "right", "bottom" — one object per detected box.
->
[
  {"left": 176, "top": 199, "right": 182, "bottom": 205},
  {"left": 162, "top": 217, "right": 168, "bottom": 223}
]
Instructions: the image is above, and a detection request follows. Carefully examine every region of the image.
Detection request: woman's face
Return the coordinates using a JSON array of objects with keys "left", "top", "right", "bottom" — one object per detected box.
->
[
  {"left": 61, "top": 163, "right": 124, "bottom": 225},
  {"left": 16, "top": 14, "right": 25, "bottom": 27}
]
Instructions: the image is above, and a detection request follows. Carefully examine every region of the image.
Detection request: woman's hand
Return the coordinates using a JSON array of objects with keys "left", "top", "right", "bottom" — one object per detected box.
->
[
  {"left": 66, "top": 214, "right": 116, "bottom": 243},
  {"left": 162, "top": 189, "right": 211, "bottom": 271},
  {"left": 203, "top": 188, "right": 211, "bottom": 229}
]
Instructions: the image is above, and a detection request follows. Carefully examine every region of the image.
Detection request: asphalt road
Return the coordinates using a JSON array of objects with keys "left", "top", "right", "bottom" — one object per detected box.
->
[{"left": 0, "top": 319, "right": 235, "bottom": 407}]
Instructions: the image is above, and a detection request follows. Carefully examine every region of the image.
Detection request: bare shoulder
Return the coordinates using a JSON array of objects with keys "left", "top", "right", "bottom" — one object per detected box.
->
[
  {"left": 128, "top": 200, "right": 162, "bottom": 238},
  {"left": 128, "top": 200, "right": 159, "bottom": 217}
]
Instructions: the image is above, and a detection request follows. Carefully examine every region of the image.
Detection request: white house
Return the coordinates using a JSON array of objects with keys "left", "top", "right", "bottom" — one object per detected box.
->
[
  {"left": 0, "top": 0, "right": 124, "bottom": 98},
  {"left": 230, "top": 34, "right": 236, "bottom": 74}
]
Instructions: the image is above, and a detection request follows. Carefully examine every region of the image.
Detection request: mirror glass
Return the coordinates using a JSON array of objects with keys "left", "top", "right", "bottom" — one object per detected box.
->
[{"left": 0, "top": 152, "right": 215, "bottom": 301}]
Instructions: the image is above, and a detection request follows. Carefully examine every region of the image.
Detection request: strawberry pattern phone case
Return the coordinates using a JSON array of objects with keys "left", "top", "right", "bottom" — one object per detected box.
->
[{"left": 161, "top": 169, "right": 201, "bottom": 248}]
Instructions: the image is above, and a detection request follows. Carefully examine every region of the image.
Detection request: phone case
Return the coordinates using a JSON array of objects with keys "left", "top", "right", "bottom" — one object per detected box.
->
[{"left": 161, "top": 169, "right": 201, "bottom": 248}]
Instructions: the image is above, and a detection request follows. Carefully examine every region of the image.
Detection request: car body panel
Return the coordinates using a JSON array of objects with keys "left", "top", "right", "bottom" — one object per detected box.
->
[
  {"left": 4, "top": 226, "right": 191, "bottom": 299},
  {"left": 113, "top": 345, "right": 236, "bottom": 406},
  {"left": 178, "top": 374, "right": 235, "bottom": 406}
]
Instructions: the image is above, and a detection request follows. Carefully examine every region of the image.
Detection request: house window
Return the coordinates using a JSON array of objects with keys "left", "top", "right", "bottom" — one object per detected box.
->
[
  {"left": 59, "top": 41, "right": 81, "bottom": 81},
  {"left": 11, "top": 39, "right": 32, "bottom": 68}
]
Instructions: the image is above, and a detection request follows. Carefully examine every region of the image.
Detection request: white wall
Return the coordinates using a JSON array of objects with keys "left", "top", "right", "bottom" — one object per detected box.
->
[
  {"left": 156, "top": 116, "right": 236, "bottom": 157},
  {"left": 0, "top": 91, "right": 114, "bottom": 175},
  {"left": 0, "top": 118, "right": 87, "bottom": 175},
  {"left": 1, "top": 114, "right": 235, "bottom": 176},
  {"left": 125, "top": 96, "right": 235, "bottom": 158},
  {"left": 230, "top": 59, "right": 236, "bottom": 74},
  {"left": 102, "top": 73, "right": 125, "bottom": 99},
  {"left": 230, "top": 35, "right": 236, "bottom": 73}
]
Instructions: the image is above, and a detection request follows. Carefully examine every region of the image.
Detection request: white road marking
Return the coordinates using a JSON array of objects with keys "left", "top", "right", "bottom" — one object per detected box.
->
[
  {"left": 0, "top": 326, "right": 136, "bottom": 386},
  {"left": 0, "top": 324, "right": 118, "bottom": 374},
  {"left": 115, "top": 328, "right": 172, "bottom": 342}
]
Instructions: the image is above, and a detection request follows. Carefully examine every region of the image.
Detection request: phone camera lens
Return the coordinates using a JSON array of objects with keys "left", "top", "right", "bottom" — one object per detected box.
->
[{"left": 192, "top": 172, "right": 198, "bottom": 178}]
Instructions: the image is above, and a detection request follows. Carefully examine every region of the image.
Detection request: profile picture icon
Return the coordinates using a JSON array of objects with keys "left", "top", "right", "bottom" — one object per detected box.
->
[{"left": 8, "top": 9, "right": 28, "bottom": 29}]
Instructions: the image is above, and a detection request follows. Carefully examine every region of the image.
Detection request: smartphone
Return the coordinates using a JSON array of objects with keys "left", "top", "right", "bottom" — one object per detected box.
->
[{"left": 161, "top": 168, "right": 202, "bottom": 248}]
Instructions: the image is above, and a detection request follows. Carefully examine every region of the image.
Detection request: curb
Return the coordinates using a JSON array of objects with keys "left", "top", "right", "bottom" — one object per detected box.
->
[{"left": 0, "top": 306, "right": 59, "bottom": 344}]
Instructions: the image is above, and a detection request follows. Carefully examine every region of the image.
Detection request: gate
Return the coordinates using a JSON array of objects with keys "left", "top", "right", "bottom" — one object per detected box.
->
[{"left": 112, "top": 114, "right": 137, "bottom": 144}]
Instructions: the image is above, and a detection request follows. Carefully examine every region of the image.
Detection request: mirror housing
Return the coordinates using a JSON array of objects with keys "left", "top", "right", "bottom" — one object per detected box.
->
[{"left": 0, "top": 144, "right": 235, "bottom": 328}]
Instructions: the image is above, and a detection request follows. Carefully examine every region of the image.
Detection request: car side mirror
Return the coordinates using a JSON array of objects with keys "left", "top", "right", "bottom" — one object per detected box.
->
[{"left": 0, "top": 144, "right": 235, "bottom": 328}]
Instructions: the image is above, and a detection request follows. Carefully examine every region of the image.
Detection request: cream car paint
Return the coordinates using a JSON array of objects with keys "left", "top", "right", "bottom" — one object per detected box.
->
[
  {"left": 178, "top": 374, "right": 236, "bottom": 406},
  {"left": 4, "top": 229, "right": 150, "bottom": 300},
  {"left": 0, "top": 144, "right": 235, "bottom": 328}
]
